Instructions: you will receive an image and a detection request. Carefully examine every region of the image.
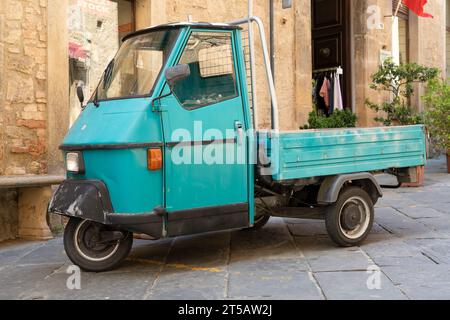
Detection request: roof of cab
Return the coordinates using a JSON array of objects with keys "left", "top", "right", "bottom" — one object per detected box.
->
[{"left": 122, "top": 22, "right": 241, "bottom": 42}]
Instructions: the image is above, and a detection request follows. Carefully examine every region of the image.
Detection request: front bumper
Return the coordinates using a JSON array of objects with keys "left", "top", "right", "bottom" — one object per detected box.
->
[{"left": 48, "top": 179, "right": 165, "bottom": 238}]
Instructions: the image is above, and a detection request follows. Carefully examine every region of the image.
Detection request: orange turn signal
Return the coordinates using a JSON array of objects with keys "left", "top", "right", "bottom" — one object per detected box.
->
[{"left": 147, "top": 148, "right": 162, "bottom": 171}]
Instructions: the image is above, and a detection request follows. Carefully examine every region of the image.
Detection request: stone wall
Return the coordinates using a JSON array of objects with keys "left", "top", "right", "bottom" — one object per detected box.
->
[
  {"left": 410, "top": 0, "right": 447, "bottom": 111},
  {"left": 0, "top": 0, "right": 48, "bottom": 176},
  {"left": 352, "top": 0, "right": 393, "bottom": 127},
  {"left": 0, "top": 189, "right": 18, "bottom": 242},
  {"left": 0, "top": 0, "right": 49, "bottom": 241}
]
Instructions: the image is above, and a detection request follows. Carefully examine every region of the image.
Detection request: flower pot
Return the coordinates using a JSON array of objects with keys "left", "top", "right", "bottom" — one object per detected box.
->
[
  {"left": 401, "top": 165, "right": 425, "bottom": 188},
  {"left": 447, "top": 151, "right": 450, "bottom": 174}
]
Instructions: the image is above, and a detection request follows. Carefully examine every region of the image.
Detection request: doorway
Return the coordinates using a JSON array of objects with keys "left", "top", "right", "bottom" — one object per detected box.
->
[{"left": 311, "top": 0, "right": 352, "bottom": 110}]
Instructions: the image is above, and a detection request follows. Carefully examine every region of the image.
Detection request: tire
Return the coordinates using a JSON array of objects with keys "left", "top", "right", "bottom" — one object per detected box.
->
[
  {"left": 245, "top": 215, "right": 270, "bottom": 231},
  {"left": 325, "top": 187, "right": 374, "bottom": 247},
  {"left": 63, "top": 217, "right": 133, "bottom": 272}
]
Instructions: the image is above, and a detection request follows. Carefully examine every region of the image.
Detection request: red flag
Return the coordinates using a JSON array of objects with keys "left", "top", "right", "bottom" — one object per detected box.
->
[{"left": 402, "top": 0, "right": 433, "bottom": 18}]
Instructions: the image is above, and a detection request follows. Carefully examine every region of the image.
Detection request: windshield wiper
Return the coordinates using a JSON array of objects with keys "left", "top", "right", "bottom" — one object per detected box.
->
[
  {"left": 93, "top": 89, "right": 99, "bottom": 108},
  {"left": 103, "top": 59, "right": 114, "bottom": 88},
  {"left": 93, "top": 59, "right": 115, "bottom": 108}
]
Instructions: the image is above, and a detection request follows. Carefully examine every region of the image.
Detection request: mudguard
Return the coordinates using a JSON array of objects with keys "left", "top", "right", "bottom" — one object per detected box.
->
[
  {"left": 48, "top": 180, "right": 112, "bottom": 222},
  {"left": 317, "top": 173, "right": 383, "bottom": 205},
  {"left": 48, "top": 180, "right": 164, "bottom": 238}
]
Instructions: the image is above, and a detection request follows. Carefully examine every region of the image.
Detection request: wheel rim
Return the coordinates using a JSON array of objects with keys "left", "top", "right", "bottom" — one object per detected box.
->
[
  {"left": 338, "top": 196, "right": 371, "bottom": 240},
  {"left": 73, "top": 220, "right": 121, "bottom": 262}
]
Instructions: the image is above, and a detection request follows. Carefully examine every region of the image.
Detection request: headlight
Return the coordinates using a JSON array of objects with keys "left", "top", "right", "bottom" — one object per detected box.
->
[{"left": 66, "top": 152, "right": 84, "bottom": 173}]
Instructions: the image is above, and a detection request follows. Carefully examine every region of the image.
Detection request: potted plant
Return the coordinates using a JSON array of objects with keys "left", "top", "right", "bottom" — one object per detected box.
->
[
  {"left": 365, "top": 57, "right": 439, "bottom": 126},
  {"left": 423, "top": 78, "right": 450, "bottom": 173},
  {"left": 365, "top": 58, "right": 439, "bottom": 185}
]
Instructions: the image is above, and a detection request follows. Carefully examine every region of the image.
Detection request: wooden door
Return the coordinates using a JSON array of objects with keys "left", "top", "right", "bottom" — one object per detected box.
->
[{"left": 312, "top": 0, "right": 351, "bottom": 109}]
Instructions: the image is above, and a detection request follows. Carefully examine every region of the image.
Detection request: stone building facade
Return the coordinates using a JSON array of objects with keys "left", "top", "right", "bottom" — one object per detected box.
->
[
  {"left": 0, "top": 0, "right": 448, "bottom": 241},
  {"left": 0, "top": 0, "right": 48, "bottom": 177}
]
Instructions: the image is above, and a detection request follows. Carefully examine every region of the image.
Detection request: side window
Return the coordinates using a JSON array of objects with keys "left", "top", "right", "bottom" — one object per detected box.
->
[{"left": 172, "top": 31, "right": 238, "bottom": 109}]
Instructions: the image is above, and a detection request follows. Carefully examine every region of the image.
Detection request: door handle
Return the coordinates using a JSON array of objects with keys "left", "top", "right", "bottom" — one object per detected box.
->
[{"left": 235, "top": 121, "right": 244, "bottom": 145}]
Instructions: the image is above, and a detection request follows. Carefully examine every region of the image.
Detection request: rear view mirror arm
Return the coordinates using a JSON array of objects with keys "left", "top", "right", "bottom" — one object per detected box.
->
[
  {"left": 151, "top": 88, "right": 173, "bottom": 112},
  {"left": 151, "top": 64, "right": 190, "bottom": 111}
]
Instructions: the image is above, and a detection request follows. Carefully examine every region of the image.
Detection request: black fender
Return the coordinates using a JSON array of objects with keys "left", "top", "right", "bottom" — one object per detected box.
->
[
  {"left": 48, "top": 179, "right": 165, "bottom": 238},
  {"left": 317, "top": 173, "right": 383, "bottom": 205}
]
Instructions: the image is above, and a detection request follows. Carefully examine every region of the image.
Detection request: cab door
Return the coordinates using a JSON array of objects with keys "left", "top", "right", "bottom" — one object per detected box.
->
[{"left": 160, "top": 29, "right": 249, "bottom": 236}]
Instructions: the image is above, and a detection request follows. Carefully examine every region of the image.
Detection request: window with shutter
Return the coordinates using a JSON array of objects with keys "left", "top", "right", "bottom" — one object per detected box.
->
[
  {"left": 393, "top": 0, "right": 409, "bottom": 63},
  {"left": 393, "top": 0, "right": 409, "bottom": 19}
]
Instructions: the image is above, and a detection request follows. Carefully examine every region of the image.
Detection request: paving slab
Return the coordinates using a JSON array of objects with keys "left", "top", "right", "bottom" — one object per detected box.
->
[
  {"left": 21, "top": 267, "right": 156, "bottom": 300},
  {"left": 17, "top": 239, "right": 69, "bottom": 265},
  {"left": 314, "top": 271, "right": 407, "bottom": 300},
  {"left": 415, "top": 216, "right": 450, "bottom": 234},
  {"left": 394, "top": 206, "right": 445, "bottom": 219},
  {"left": 375, "top": 207, "right": 442, "bottom": 239},
  {"left": 426, "top": 203, "right": 450, "bottom": 215},
  {"left": 165, "top": 232, "right": 230, "bottom": 268},
  {"left": 228, "top": 269, "right": 322, "bottom": 300},
  {"left": 362, "top": 236, "right": 424, "bottom": 258},
  {"left": 0, "top": 263, "right": 65, "bottom": 300},
  {"left": 230, "top": 218, "right": 299, "bottom": 260},
  {"left": 382, "top": 264, "right": 450, "bottom": 300},
  {"left": 147, "top": 269, "right": 227, "bottom": 300},
  {"left": 296, "top": 238, "right": 373, "bottom": 272},
  {"left": 404, "top": 238, "right": 450, "bottom": 265}
]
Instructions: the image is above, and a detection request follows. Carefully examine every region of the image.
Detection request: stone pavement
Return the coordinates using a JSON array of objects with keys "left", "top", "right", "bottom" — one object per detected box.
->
[{"left": 0, "top": 157, "right": 449, "bottom": 300}]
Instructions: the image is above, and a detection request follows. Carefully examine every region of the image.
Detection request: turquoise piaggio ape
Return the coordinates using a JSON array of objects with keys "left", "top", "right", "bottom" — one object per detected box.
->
[{"left": 48, "top": 19, "right": 426, "bottom": 271}]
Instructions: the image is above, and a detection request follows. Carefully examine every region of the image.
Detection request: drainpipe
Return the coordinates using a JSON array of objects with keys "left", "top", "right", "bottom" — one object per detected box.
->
[
  {"left": 248, "top": 0, "right": 258, "bottom": 129},
  {"left": 269, "top": 0, "right": 275, "bottom": 127}
]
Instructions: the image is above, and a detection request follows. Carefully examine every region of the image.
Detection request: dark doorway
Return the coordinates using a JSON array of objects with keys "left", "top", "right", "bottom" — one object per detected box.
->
[{"left": 311, "top": 0, "right": 351, "bottom": 109}]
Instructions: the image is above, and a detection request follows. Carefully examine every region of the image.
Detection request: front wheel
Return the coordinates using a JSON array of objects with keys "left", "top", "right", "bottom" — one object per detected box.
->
[
  {"left": 325, "top": 187, "right": 374, "bottom": 247},
  {"left": 63, "top": 218, "right": 133, "bottom": 272}
]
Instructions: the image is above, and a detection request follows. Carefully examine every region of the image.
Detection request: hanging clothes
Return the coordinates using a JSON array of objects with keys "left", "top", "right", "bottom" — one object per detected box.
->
[
  {"left": 319, "top": 76, "right": 330, "bottom": 108},
  {"left": 328, "top": 73, "right": 335, "bottom": 115},
  {"left": 314, "top": 75, "right": 327, "bottom": 114},
  {"left": 333, "top": 73, "right": 344, "bottom": 111}
]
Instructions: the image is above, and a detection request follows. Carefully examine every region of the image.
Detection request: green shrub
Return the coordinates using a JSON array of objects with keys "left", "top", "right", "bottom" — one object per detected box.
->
[
  {"left": 423, "top": 78, "right": 450, "bottom": 151},
  {"left": 301, "top": 109, "right": 357, "bottom": 129}
]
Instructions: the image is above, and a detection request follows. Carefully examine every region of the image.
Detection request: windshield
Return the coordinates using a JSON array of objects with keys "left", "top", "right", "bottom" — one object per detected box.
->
[{"left": 94, "top": 29, "right": 179, "bottom": 101}]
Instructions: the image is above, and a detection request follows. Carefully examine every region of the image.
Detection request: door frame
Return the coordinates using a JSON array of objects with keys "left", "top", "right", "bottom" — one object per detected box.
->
[
  {"left": 156, "top": 27, "right": 254, "bottom": 236},
  {"left": 311, "top": 0, "right": 352, "bottom": 110}
]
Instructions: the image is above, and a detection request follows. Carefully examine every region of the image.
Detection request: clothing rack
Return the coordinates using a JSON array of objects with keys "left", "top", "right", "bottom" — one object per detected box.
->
[{"left": 313, "top": 66, "right": 343, "bottom": 75}]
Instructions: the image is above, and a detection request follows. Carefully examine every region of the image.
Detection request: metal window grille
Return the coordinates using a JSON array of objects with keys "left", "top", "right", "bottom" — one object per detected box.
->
[{"left": 241, "top": 27, "right": 254, "bottom": 118}]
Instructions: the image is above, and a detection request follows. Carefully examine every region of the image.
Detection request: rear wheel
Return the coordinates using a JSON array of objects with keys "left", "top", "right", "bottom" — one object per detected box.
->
[
  {"left": 325, "top": 187, "right": 374, "bottom": 247},
  {"left": 63, "top": 217, "right": 133, "bottom": 272}
]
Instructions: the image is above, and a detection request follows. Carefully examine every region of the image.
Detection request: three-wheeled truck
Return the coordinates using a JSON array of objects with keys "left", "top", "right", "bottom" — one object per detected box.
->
[{"left": 49, "top": 17, "right": 426, "bottom": 271}]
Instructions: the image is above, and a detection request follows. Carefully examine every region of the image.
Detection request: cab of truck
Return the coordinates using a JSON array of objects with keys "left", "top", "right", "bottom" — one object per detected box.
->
[{"left": 50, "top": 23, "right": 259, "bottom": 271}]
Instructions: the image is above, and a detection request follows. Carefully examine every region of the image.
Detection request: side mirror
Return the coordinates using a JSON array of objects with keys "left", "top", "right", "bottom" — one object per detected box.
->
[
  {"left": 76, "top": 83, "right": 85, "bottom": 108},
  {"left": 165, "top": 64, "right": 190, "bottom": 88}
]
